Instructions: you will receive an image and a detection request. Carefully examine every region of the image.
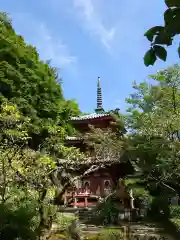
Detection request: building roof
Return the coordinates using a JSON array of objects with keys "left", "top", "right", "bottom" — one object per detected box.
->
[
  {"left": 57, "top": 151, "right": 126, "bottom": 167},
  {"left": 70, "top": 112, "right": 111, "bottom": 121}
]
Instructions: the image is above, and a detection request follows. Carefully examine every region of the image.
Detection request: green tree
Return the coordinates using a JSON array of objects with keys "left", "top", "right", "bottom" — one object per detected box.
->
[
  {"left": 0, "top": 100, "right": 91, "bottom": 240},
  {"left": 0, "top": 11, "right": 95, "bottom": 240},
  {"left": 0, "top": 99, "right": 58, "bottom": 238},
  {"left": 0, "top": 12, "right": 80, "bottom": 149},
  {"left": 126, "top": 64, "right": 180, "bottom": 200},
  {"left": 85, "top": 124, "right": 126, "bottom": 164},
  {"left": 0, "top": 12, "right": 84, "bottom": 238},
  {"left": 0, "top": 99, "right": 30, "bottom": 204},
  {"left": 144, "top": 0, "right": 180, "bottom": 66}
]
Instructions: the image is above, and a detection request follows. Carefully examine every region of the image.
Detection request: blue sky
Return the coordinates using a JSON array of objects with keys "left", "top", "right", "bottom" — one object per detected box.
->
[{"left": 1, "top": 0, "right": 179, "bottom": 113}]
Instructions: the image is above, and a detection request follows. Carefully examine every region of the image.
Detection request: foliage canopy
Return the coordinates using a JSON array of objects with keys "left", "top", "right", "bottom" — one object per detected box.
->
[{"left": 0, "top": 12, "right": 83, "bottom": 239}]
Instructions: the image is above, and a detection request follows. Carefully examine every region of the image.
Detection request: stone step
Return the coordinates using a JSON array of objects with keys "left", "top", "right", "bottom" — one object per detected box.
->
[
  {"left": 79, "top": 224, "right": 160, "bottom": 232},
  {"left": 80, "top": 225, "right": 104, "bottom": 232},
  {"left": 80, "top": 225, "right": 174, "bottom": 240},
  {"left": 130, "top": 226, "right": 164, "bottom": 233}
]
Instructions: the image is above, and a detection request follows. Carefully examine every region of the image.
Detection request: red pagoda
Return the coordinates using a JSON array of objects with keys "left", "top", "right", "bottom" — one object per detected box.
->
[{"left": 63, "top": 77, "right": 134, "bottom": 208}]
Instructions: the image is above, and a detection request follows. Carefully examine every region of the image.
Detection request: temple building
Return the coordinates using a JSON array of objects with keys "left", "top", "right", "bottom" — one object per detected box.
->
[{"left": 63, "top": 77, "right": 134, "bottom": 208}]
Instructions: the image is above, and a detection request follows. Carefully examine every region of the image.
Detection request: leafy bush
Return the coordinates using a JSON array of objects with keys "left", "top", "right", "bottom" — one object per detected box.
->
[
  {"left": 55, "top": 212, "right": 77, "bottom": 231},
  {"left": 170, "top": 218, "right": 180, "bottom": 232},
  {"left": 0, "top": 203, "right": 37, "bottom": 240},
  {"left": 169, "top": 205, "right": 180, "bottom": 232},
  {"left": 94, "top": 199, "right": 119, "bottom": 225},
  {"left": 148, "top": 196, "right": 170, "bottom": 220},
  {"left": 85, "top": 229, "right": 124, "bottom": 240},
  {"left": 170, "top": 205, "right": 180, "bottom": 218},
  {"left": 98, "top": 229, "right": 124, "bottom": 240}
]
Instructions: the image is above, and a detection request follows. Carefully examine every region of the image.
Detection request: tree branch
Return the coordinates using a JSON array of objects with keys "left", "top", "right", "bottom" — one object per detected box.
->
[{"left": 150, "top": 175, "right": 177, "bottom": 193}]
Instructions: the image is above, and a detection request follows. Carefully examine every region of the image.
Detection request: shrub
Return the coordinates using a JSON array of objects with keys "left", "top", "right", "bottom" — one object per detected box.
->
[
  {"left": 170, "top": 205, "right": 180, "bottom": 218},
  {"left": 85, "top": 229, "right": 124, "bottom": 240},
  {"left": 0, "top": 204, "right": 37, "bottom": 240},
  {"left": 94, "top": 199, "right": 119, "bottom": 225}
]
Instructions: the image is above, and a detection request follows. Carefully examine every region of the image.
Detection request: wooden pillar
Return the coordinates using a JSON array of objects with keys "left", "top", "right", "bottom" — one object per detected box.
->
[
  {"left": 64, "top": 190, "right": 67, "bottom": 206},
  {"left": 85, "top": 197, "right": 88, "bottom": 208},
  {"left": 129, "top": 189, "right": 134, "bottom": 209},
  {"left": 121, "top": 226, "right": 126, "bottom": 240},
  {"left": 74, "top": 196, "right": 77, "bottom": 208}
]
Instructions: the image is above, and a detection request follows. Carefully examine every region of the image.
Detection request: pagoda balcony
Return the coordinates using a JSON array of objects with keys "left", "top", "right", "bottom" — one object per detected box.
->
[
  {"left": 64, "top": 188, "right": 100, "bottom": 208},
  {"left": 67, "top": 187, "right": 112, "bottom": 196},
  {"left": 67, "top": 187, "right": 101, "bottom": 197},
  {"left": 74, "top": 188, "right": 91, "bottom": 196}
]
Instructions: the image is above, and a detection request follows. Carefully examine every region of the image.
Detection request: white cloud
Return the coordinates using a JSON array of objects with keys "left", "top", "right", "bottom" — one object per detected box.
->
[
  {"left": 74, "top": 0, "right": 116, "bottom": 52},
  {"left": 72, "top": 0, "right": 159, "bottom": 57},
  {"left": 36, "top": 23, "right": 77, "bottom": 68},
  {"left": 11, "top": 13, "right": 77, "bottom": 69}
]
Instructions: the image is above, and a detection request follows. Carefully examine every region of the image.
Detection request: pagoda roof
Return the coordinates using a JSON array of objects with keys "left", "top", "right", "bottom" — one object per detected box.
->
[
  {"left": 57, "top": 151, "right": 126, "bottom": 167},
  {"left": 70, "top": 112, "right": 112, "bottom": 121}
]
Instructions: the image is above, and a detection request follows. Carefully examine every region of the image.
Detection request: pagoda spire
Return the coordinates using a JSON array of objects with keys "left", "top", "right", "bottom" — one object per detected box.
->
[{"left": 95, "top": 77, "right": 104, "bottom": 113}]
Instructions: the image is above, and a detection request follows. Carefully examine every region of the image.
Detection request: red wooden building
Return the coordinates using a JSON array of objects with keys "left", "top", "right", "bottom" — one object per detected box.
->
[{"left": 63, "top": 77, "right": 134, "bottom": 208}]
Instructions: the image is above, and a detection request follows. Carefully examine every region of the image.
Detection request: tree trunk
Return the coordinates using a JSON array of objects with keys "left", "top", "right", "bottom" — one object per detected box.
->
[{"left": 36, "top": 189, "right": 50, "bottom": 240}]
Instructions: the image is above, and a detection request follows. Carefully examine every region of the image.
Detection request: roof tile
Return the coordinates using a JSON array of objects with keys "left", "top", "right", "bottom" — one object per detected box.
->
[{"left": 70, "top": 113, "right": 110, "bottom": 121}]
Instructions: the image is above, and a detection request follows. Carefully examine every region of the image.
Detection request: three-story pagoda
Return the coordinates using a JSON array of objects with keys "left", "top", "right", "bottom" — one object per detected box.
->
[{"left": 63, "top": 77, "right": 134, "bottom": 208}]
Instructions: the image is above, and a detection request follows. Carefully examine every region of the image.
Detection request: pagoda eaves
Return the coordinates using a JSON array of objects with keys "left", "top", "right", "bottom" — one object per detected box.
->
[{"left": 70, "top": 112, "right": 113, "bottom": 121}]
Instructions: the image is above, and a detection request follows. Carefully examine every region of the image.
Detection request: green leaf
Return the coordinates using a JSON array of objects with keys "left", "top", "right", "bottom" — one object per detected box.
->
[
  {"left": 178, "top": 44, "right": 180, "bottom": 58},
  {"left": 165, "top": 0, "right": 180, "bottom": 7},
  {"left": 144, "top": 26, "right": 164, "bottom": 42},
  {"left": 144, "top": 48, "right": 157, "bottom": 66},
  {"left": 164, "top": 8, "right": 180, "bottom": 35},
  {"left": 153, "top": 45, "right": 167, "bottom": 61},
  {"left": 154, "top": 31, "right": 173, "bottom": 46},
  {"left": 173, "top": 8, "right": 180, "bottom": 34},
  {"left": 164, "top": 8, "right": 175, "bottom": 28}
]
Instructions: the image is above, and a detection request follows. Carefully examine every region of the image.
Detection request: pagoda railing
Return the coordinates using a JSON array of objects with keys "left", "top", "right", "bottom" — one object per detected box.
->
[{"left": 75, "top": 188, "right": 91, "bottom": 196}]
